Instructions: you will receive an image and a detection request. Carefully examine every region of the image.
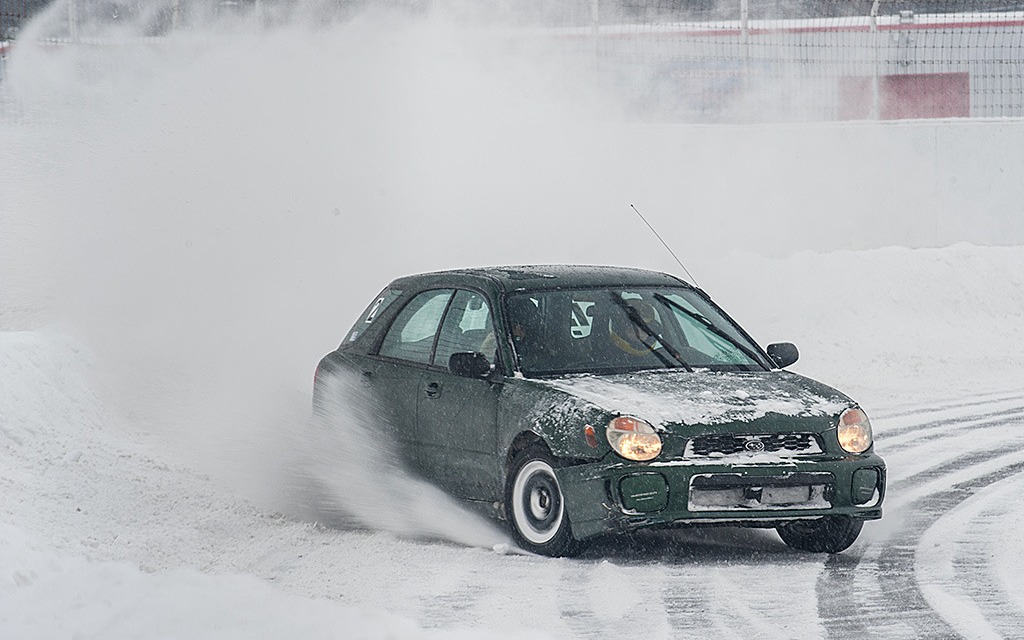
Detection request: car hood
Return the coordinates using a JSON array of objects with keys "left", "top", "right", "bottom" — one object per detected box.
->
[{"left": 538, "top": 369, "right": 852, "bottom": 430}]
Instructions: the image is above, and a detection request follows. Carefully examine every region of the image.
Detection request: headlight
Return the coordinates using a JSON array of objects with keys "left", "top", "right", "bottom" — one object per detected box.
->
[
  {"left": 838, "top": 407, "right": 873, "bottom": 454},
  {"left": 607, "top": 416, "right": 662, "bottom": 461}
]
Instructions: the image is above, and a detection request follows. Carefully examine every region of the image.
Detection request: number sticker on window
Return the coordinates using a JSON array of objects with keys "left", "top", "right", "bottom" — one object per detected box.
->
[{"left": 365, "top": 297, "right": 386, "bottom": 324}]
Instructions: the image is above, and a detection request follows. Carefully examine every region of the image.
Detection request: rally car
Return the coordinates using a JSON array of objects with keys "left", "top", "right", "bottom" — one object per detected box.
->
[{"left": 313, "top": 265, "right": 885, "bottom": 556}]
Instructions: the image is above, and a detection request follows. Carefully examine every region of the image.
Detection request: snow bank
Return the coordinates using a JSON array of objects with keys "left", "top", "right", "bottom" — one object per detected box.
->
[
  {"left": 702, "top": 244, "right": 1024, "bottom": 411},
  {"left": 0, "top": 330, "right": 104, "bottom": 443},
  {"left": 0, "top": 522, "right": 517, "bottom": 640},
  {"left": 0, "top": 332, "right": 540, "bottom": 639}
]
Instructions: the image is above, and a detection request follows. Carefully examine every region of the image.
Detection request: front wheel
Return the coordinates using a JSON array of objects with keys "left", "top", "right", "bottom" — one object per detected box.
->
[
  {"left": 505, "top": 448, "right": 582, "bottom": 557},
  {"left": 776, "top": 515, "right": 863, "bottom": 553}
]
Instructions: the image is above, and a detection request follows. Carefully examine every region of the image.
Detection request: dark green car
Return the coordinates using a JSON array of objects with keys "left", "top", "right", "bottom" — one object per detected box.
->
[{"left": 314, "top": 266, "right": 885, "bottom": 556}]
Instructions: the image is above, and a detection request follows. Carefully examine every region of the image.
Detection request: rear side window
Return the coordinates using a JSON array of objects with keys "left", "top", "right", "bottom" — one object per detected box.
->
[
  {"left": 377, "top": 289, "right": 454, "bottom": 364},
  {"left": 342, "top": 287, "right": 402, "bottom": 347},
  {"left": 434, "top": 290, "right": 496, "bottom": 368}
]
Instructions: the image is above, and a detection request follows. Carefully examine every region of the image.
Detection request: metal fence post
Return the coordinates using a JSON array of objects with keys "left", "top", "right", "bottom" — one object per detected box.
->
[
  {"left": 741, "top": 0, "right": 750, "bottom": 112},
  {"left": 68, "top": 0, "right": 79, "bottom": 43},
  {"left": 870, "top": 0, "right": 882, "bottom": 120}
]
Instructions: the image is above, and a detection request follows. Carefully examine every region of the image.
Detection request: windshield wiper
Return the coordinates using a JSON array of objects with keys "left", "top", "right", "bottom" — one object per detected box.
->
[
  {"left": 653, "top": 293, "right": 767, "bottom": 369},
  {"left": 609, "top": 294, "right": 693, "bottom": 372}
]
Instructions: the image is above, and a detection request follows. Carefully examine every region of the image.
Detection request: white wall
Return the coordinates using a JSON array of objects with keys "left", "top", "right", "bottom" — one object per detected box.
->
[{"left": 606, "top": 119, "right": 1024, "bottom": 258}]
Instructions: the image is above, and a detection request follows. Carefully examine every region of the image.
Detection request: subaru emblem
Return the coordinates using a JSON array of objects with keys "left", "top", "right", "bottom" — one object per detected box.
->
[{"left": 744, "top": 439, "right": 766, "bottom": 453}]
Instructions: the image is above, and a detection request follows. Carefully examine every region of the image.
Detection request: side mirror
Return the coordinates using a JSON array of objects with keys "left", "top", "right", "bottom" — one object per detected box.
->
[
  {"left": 449, "top": 351, "right": 492, "bottom": 379},
  {"left": 766, "top": 342, "right": 799, "bottom": 369}
]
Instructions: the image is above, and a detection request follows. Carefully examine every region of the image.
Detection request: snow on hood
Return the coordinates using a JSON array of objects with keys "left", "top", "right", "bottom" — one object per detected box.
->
[{"left": 541, "top": 369, "right": 852, "bottom": 428}]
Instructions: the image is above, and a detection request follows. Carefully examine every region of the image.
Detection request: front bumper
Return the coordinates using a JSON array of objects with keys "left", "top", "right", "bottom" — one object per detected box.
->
[{"left": 555, "top": 453, "right": 886, "bottom": 541}]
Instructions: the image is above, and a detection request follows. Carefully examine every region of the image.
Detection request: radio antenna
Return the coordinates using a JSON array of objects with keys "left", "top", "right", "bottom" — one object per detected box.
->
[{"left": 630, "top": 203, "right": 700, "bottom": 288}]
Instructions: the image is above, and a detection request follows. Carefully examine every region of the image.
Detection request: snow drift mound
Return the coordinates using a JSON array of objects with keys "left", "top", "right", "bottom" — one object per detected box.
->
[
  {"left": 0, "top": 523, "right": 527, "bottom": 640},
  {"left": 705, "top": 244, "right": 1024, "bottom": 409},
  {"left": 0, "top": 331, "right": 105, "bottom": 445},
  {"left": 0, "top": 331, "right": 528, "bottom": 640}
]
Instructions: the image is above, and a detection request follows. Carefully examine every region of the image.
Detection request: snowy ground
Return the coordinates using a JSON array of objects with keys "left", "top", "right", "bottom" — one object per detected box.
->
[
  {"left": 4, "top": 5, "right": 1024, "bottom": 638},
  {"left": 3, "top": 245, "right": 1024, "bottom": 639}
]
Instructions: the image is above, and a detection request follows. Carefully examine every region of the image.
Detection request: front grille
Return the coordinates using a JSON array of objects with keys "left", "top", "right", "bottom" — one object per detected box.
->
[{"left": 685, "top": 433, "right": 822, "bottom": 458}]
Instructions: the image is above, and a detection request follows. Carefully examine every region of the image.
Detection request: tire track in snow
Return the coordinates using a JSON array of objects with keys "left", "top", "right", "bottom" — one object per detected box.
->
[
  {"left": 660, "top": 562, "right": 717, "bottom": 635},
  {"left": 915, "top": 468, "right": 1024, "bottom": 639},
  {"left": 818, "top": 396, "right": 1024, "bottom": 639},
  {"left": 418, "top": 577, "right": 482, "bottom": 628},
  {"left": 878, "top": 391, "right": 1024, "bottom": 426},
  {"left": 556, "top": 556, "right": 673, "bottom": 639},
  {"left": 823, "top": 459, "right": 1024, "bottom": 637},
  {"left": 610, "top": 532, "right": 824, "bottom": 639},
  {"left": 556, "top": 560, "right": 600, "bottom": 637},
  {"left": 882, "top": 406, "right": 1024, "bottom": 445},
  {"left": 552, "top": 532, "right": 817, "bottom": 639}
]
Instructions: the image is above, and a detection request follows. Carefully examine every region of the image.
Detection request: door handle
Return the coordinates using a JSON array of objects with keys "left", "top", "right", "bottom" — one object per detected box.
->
[{"left": 424, "top": 381, "right": 442, "bottom": 399}]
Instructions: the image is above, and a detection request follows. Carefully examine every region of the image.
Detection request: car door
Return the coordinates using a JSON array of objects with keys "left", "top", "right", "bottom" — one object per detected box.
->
[
  {"left": 417, "top": 289, "right": 501, "bottom": 501},
  {"left": 369, "top": 288, "right": 454, "bottom": 467}
]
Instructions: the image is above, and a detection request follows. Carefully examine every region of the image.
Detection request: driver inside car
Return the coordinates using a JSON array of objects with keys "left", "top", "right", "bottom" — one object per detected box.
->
[{"left": 608, "top": 298, "right": 664, "bottom": 357}]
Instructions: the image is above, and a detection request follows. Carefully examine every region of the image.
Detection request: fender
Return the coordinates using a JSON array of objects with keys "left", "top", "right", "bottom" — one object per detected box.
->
[{"left": 497, "top": 378, "right": 615, "bottom": 464}]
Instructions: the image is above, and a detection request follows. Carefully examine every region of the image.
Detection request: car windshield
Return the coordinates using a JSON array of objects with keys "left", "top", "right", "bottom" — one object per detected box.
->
[{"left": 505, "top": 287, "right": 770, "bottom": 376}]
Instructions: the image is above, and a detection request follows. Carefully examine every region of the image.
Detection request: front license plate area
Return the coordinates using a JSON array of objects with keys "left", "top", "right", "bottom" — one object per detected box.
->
[{"left": 688, "top": 472, "right": 833, "bottom": 512}]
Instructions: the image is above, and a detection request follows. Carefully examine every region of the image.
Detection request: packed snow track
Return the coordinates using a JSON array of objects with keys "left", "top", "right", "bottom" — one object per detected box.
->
[
  {"left": 3, "top": 324, "right": 1024, "bottom": 638},
  {"left": 818, "top": 392, "right": 1024, "bottom": 639}
]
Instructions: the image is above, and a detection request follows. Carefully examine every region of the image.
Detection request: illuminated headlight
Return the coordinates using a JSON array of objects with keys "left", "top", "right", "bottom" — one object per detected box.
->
[
  {"left": 838, "top": 407, "right": 873, "bottom": 454},
  {"left": 607, "top": 416, "right": 662, "bottom": 461}
]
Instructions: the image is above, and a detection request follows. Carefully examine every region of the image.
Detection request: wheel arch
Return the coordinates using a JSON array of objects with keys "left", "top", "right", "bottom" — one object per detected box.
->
[
  {"left": 498, "top": 381, "right": 614, "bottom": 465},
  {"left": 505, "top": 431, "right": 551, "bottom": 472}
]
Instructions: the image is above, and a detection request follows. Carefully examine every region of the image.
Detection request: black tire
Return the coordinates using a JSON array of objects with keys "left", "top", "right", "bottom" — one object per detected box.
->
[
  {"left": 505, "top": 447, "right": 583, "bottom": 557},
  {"left": 776, "top": 515, "right": 863, "bottom": 553}
]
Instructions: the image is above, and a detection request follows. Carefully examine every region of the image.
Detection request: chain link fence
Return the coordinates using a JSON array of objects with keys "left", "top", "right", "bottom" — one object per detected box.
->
[
  {"left": 1, "top": 0, "right": 48, "bottom": 39},
  {"left": 3, "top": 0, "right": 1024, "bottom": 121},
  {"left": 578, "top": 0, "right": 1024, "bottom": 121},
  {"left": 497, "top": 0, "right": 1024, "bottom": 121}
]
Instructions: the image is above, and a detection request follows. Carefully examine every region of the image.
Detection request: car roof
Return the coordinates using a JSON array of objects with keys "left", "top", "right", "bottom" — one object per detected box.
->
[{"left": 390, "top": 265, "right": 691, "bottom": 293}]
